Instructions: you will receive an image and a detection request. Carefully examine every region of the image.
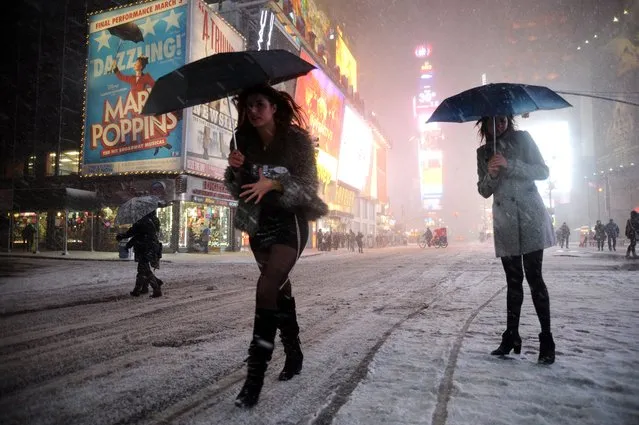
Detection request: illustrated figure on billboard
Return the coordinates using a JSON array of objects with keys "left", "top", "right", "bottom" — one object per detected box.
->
[
  {"left": 114, "top": 56, "right": 173, "bottom": 156},
  {"left": 114, "top": 56, "right": 155, "bottom": 95}
]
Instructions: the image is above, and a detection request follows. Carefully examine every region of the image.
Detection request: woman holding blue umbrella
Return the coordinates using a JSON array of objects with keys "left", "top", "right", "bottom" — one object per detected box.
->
[{"left": 476, "top": 115, "right": 556, "bottom": 364}]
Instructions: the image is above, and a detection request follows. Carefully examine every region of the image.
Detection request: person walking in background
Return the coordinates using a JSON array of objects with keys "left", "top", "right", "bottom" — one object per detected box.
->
[
  {"left": 605, "top": 219, "right": 620, "bottom": 252},
  {"left": 116, "top": 211, "right": 163, "bottom": 298},
  {"left": 476, "top": 115, "right": 556, "bottom": 365},
  {"left": 594, "top": 220, "right": 606, "bottom": 251},
  {"left": 224, "top": 84, "right": 328, "bottom": 408},
  {"left": 625, "top": 211, "right": 638, "bottom": 259},
  {"left": 201, "top": 224, "right": 211, "bottom": 254},
  {"left": 355, "top": 231, "right": 364, "bottom": 253},
  {"left": 348, "top": 229, "right": 356, "bottom": 252},
  {"left": 22, "top": 222, "right": 36, "bottom": 252},
  {"left": 559, "top": 222, "right": 570, "bottom": 249}
]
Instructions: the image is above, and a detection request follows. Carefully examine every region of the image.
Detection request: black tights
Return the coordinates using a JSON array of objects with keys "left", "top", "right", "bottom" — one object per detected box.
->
[
  {"left": 252, "top": 244, "right": 301, "bottom": 310},
  {"left": 500, "top": 250, "right": 551, "bottom": 334}
]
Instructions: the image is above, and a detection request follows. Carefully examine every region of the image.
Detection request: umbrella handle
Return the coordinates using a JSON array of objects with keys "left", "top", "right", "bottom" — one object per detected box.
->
[
  {"left": 493, "top": 117, "right": 497, "bottom": 153},
  {"left": 227, "top": 96, "right": 238, "bottom": 151},
  {"left": 108, "top": 40, "right": 123, "bottom": 74}
]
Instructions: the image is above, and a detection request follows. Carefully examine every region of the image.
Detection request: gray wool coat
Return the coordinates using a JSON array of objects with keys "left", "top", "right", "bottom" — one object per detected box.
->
[{"left": 477, "top": 130, "right": 556, "bottom": 258}]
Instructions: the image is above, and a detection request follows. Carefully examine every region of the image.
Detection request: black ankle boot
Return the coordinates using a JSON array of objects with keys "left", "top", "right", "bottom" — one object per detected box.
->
[
  {"left": 491, "top": 330, "right": 522, "bottom": 356},
  {"left": 130, "top": 278, "right": 144, "bottom": 296},
  {"left": 149, "top": 276, "right": 162, "bottom": 298},
  {"left": 235, "top": 309, "right": 278, "bottom": 408},
  {"left": 277, "top": 297, "right": 303, "bottom": 381},
  {"left": 538, "top": 332, "right": 555, "bottom": 364}
]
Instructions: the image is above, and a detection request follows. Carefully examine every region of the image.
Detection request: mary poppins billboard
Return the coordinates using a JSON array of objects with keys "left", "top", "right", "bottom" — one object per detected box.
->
[{"left": 82, "top": 0, "right": 188, "bottom": 176}]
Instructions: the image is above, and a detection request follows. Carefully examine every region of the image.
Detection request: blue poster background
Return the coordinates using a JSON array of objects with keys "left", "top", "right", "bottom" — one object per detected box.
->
[{"left": 83, "top": 0, "right": 188, "bottom": 174}]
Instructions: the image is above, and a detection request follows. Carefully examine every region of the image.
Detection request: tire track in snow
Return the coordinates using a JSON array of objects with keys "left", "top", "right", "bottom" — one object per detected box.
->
[
  {"left": 431, "top": 282, "right": 506, "bottom": 425},
  {"left": 308, "top": 266, "right": 467, "bottom": 425},
  {"left": 135, "top": 252, "right": 433, "bottom": 425}
]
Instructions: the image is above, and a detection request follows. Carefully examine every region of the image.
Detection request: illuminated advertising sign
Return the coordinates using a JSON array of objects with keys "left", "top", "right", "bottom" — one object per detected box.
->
[
  {"left": 315, "top": 148, "right": 337, "bottom": 196},
  {"left": 280, "top": 0, "right": 331, "bottom": 60},
  {"left": 337, "top": 105, "right": 373, "bottom": 191},
  {"left": 414, "top": 44, "right": 432, "bottom": 58},
  {"left": 295, "top": 50, "right": 345, "bottom": 158},
  {"left": 416, "top": 88, "right": 438, "bottom": 111},
  {"left": 520, "top": 121, "right": 572, "bottom": 205},
  {"left": 375, "top": 136, "right": 388, "bottom": 204},
  {"left": 255, "top": 9, "right": 300, "bottom": 96},
  {"left": 335, "top": 33, "right": 358, "bottom": 92},
  {"left": 256, "top": 9, "right": 300, "bottom": 55},
  {"left": 82, "top": 0, "right": 188, "bottom": 176},
  {"left": 419, "top": 149, "right": 443, "bottom": 208},
  {"left": 362, "top": 145, "right": 378, "bottom": 199},
  {"left": 184, "top": 0, "right": 245, "bottom": 179},
  {"left": 420, "top": 61, "right": 433, "bottom": 73}
]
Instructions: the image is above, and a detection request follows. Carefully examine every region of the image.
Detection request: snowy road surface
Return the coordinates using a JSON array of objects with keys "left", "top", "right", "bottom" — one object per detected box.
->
[{"left": 0, "top": 244, "right": 637, "bottom": 425}]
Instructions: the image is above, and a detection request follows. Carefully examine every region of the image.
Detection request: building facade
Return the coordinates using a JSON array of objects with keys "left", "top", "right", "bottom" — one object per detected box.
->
[{"left": 1, "top": 0, "right": 391, "bottom": 253}]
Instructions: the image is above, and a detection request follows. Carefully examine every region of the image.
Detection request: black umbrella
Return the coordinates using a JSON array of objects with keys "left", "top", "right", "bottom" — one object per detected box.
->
[
  {"left": 141, "top": 49, "right": 316, "bottom": 116},
  {"left": 108, "top": 22, "right": 144, "bottom": 43}
]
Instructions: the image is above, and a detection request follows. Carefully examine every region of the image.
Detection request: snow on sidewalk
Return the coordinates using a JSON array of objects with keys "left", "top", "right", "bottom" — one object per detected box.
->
[{"left": 332, "top": 256, "right": 639, "bottom": 425}]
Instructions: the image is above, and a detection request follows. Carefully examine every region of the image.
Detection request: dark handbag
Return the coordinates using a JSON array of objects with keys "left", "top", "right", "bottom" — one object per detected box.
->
[{"left": 234, "top": 198, "right": 261, "bottom": 237}]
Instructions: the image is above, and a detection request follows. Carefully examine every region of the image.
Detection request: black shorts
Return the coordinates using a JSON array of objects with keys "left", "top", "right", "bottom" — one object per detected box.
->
[{"left": 250, "top": 210, "right": 309, "bottom": 253}]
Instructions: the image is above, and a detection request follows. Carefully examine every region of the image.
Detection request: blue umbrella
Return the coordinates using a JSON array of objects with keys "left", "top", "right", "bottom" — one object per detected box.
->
[{"left": 427, "top": 83, "right": 572, "bottom": 151}]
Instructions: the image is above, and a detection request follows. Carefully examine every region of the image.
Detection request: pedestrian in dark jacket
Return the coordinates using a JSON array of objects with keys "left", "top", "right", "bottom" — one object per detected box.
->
[
  {"left": 594, "top": 220, "right": 606, "bottom": 251},
  {"left": 224, "top": 84, "right": 328, "bottom": 408},
  {"left": 116, "top": 211, "right": 163, "bottom": 297},
  {"left": 355, "top": 231, "right": 364, "bottom": 253},
  {"left": 604, "top": 219, "right": 619, "bottom": 251},
  {"left": 476, "top": 115, "right": 556, "bottom": 364},
  {"left": 559, "top": 222, "right": 570, "bottom": 249},
  {"left": 22, "top": 222, "right": 36, "bottom": 252},
  {"left": 625, "top": 211, "right": 638, "bottom": 259}
]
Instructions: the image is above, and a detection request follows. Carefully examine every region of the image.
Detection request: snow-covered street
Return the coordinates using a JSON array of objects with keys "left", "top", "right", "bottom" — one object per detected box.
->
[{"left": 1, "top": 244, "right": 637, "bottom": 425}]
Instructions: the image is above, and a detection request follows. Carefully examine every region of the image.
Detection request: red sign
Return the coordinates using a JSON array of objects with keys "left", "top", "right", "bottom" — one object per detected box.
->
[{"left": 294, "top": 50, "right": 345, "bottom": 159}]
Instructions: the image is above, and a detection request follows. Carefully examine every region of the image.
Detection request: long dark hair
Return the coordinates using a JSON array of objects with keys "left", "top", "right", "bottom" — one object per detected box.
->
[
  {"left": 233, "top": 84, "right": 308, "bottom": 135},
  {"left": 475, "top": 115, "right": 516, "bottom": 145}
]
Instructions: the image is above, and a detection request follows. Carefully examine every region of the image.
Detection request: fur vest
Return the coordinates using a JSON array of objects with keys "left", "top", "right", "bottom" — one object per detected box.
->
[{"left": 224, "top": 125, "right": 329, "bottom": 235}]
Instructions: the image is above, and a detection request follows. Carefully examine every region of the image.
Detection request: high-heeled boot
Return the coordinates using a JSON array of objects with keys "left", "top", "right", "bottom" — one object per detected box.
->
[
  {"left": 538, "top": 332, "right": 555, "bottom": 364},
  {"left": 277, "top": 296, "right": 303, "bottom": 381},
  {"left": 491, "top": 329, "right": 522, "bottom": 355},
  {"left": 235, "top": 309, "right": 278, "bottom": 408}
]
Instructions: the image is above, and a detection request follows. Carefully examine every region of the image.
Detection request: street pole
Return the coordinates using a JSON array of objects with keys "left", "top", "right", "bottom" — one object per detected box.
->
[
  {"left": 605, "top": 174, "right": 611, "bottom": 220},
  {"left": 586, "top": 182, "right": 592, "bottom": 225},
  {"left": 597, "top": 189, "right": 601, "bottom": 220},
  {"left": 90, "top": 212, "right": 94, "bottom": 252},
  {"left": 7, "top": 214, "right": 13, "bottom": 253},
  {"left": 35, "top": 214, "right": 40, "bottom": 253},
  {"left": 63, "top": 209, "right": 69, "bottom": 256}
]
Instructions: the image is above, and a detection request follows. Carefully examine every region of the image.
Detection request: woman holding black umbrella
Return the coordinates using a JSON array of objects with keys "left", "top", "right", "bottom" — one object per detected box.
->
[
  {"left": 224, "top": 84, "right": 328, "bottom": 407},
  {"left": 476, "top": 115, "right": 556, "bottom": 364}
]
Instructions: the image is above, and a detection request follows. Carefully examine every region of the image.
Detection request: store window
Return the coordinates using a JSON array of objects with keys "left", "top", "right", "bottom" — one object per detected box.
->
[
  {"left": 156, "top": 206, "right": 172, "bottom": 248},
  {"left": 180, "top": 202, "right": 230, "bottom": 253}
]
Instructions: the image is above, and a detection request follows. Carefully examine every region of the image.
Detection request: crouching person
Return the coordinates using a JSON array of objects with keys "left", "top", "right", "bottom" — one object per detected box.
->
[{"left": 116, "top": 210, "right": 163, "bottom": 298}]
